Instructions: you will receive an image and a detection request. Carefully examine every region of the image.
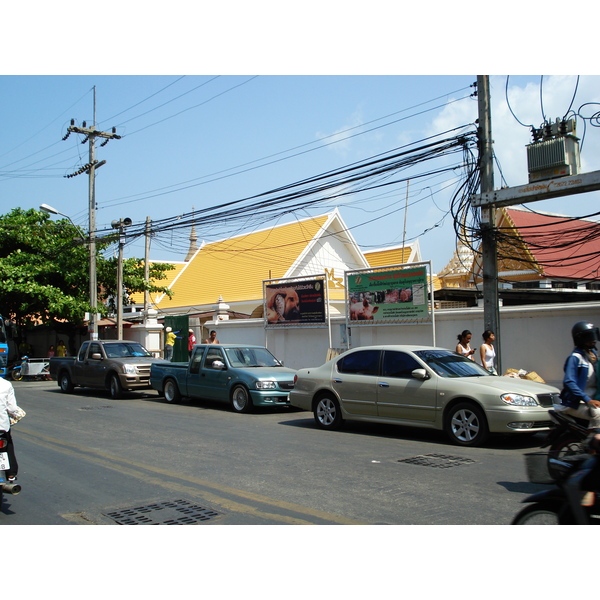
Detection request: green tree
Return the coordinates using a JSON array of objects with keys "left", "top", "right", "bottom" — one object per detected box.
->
[{"left": 0, "top": 208, "right": 174, "bottom": 328}]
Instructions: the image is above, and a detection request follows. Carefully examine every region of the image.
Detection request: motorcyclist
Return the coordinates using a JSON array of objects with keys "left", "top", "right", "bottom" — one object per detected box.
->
[{"left": 556, "top": 321, "right": 600, "bottom": 429}]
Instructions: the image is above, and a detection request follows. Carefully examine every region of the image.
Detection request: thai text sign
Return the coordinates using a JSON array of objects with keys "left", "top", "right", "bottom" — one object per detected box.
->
[
  {"left": 347, "top": 267, "right": 429, "bottom": 323},
  {"left": 264, "top": 279, "right": 326, "bottom": 326}
]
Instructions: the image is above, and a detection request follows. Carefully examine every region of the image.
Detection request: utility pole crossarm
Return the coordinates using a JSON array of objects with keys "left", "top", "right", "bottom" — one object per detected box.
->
[
  {"left": 470, "top": 169, "right": 600, "bottom": 208},
  {"left": 67, "top": 125, "right": 122, "bottom": 140}
]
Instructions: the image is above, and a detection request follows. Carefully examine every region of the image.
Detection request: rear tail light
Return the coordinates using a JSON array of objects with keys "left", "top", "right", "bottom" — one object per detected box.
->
[{"left": 0, "top": 439, "right": 7, "bottom": 449}]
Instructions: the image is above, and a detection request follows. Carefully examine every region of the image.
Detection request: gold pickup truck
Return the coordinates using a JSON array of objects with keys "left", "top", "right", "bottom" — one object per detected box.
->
[{"left": 49, "top": 340, "right": 166, "bottom": 399}]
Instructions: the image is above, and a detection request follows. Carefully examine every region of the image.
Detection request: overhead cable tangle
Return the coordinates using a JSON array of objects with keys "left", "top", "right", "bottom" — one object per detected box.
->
[
  {"left": 96, "top": 131, "right": 476, "bottom": 246},
  {"left": 115, "top": 129, "right": 475, "bottom": 235}
]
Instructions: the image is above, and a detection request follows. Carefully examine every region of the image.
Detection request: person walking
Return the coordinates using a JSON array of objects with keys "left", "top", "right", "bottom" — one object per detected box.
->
[
  {"left": 203, "top": 330, "right": 220, "bottom": 344},
  {"left": 188, "top": 329, "right": 196, "bottom": 357},
  {"left": 164, "top": 327, "right": 179, "bottom": 361},
  {"left": 456, "top": 330, "right": 476, "bottom": 360},
  {"left": 0, "top": 377, "right": 26, "bottom": 481},
  {"left": 479, "top": 330, "right": 497, "bottom": 374},
  {"left": 56, "top": 340, "right": 67, "bottom": 357}
]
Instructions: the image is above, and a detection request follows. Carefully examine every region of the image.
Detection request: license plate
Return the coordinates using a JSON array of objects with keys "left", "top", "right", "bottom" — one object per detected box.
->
[{"left": 0, "top": 451, "right": 9, "bottom": 470}]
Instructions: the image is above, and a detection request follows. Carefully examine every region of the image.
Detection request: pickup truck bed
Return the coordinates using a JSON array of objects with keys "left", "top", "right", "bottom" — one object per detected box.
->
[{"left": 150, "top": 344, "right": 296, "bottom": 412}]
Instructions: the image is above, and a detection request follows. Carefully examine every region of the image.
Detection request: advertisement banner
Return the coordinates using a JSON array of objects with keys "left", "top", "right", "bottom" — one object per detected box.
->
[
  {"left": 347, "top": 267, "right": 429, "bottom": 323},
  {"left": 264, "top": 279, "right": 326, "bottom": 326}
]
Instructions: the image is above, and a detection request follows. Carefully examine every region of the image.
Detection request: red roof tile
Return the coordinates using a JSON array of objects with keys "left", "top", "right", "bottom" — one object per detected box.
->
[{"left": 505, "top": 208, "right": 600, "bottom": 280}]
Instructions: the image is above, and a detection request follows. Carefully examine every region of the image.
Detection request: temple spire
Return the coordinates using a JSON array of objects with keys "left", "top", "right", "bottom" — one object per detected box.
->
[{"left": 185, "top": 207, "right": 198, "bottom": 262}]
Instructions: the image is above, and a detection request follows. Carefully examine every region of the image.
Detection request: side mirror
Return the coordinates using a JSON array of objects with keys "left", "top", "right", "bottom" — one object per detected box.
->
[
  {"left": 212, "top": 360, "right": 225, "bottom": 370},
  {"left": 411, "top": 368, "right": 429, "bottom": 380},
  {"left": 91, "top": 352, "right": 103, "bottom": 360}
]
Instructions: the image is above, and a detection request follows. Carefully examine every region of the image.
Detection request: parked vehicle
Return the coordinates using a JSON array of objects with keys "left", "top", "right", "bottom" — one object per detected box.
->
[
  {"left": 289, "top": 345, "right": 561, "bottom": 446},
  {"left": 11, "top": 356, "right": 50, "bottom": 381},
  {"left": 513, "top": 430, "right": 600, "bottom": 524},
  {"left": 49, "top": 340, "right": 164, "bottom": 399},
  {"left": 0, "top": 430, "right": 21, "bottom": 506},
  {"left": 150, "top": 344, "right": 296, "bottom": 412},
  {"left": 542, "top": 409, "right": 590, "bottom": 480}
]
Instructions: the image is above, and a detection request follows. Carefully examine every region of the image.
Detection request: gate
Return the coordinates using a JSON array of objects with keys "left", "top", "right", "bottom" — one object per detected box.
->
[{"left": 163, "top": 315, "right": 189, "bottom": 362}]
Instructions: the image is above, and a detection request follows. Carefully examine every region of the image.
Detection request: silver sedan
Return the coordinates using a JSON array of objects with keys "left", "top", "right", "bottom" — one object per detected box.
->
[{"left": 289, "top": 345, "right": 561, "bottom": 446}]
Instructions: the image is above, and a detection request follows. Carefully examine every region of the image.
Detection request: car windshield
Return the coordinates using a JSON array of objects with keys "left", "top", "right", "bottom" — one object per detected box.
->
[
  {"left": 224, "top": 347, "right": 282, "bottom": 368},
  {"left": 104, "top": 343, "right": 153, "bottom": 358},
  {"left": 414, "top": 350, "right": 491, "bottom": 378}
]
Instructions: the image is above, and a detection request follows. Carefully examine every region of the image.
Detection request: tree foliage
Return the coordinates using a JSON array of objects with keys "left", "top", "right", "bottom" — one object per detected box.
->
[{"left": 0, "top": 208, "right": 174, "bottom": 327}]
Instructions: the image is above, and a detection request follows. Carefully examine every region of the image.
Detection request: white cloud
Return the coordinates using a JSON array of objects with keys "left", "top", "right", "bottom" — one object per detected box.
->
[{"left": 316, "top": 108, "right": 365, "bottom": 157}]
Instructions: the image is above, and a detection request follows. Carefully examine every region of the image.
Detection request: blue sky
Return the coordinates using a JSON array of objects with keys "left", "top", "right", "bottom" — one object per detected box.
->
[
  {"left": 1, "top": 73, "right": 598, "bottom": 274},
  {"left": 1, "top": 4, "right": 599, "bottom": 276}
]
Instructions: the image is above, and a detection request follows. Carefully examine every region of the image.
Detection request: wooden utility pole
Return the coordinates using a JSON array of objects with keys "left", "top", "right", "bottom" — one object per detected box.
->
[{"left": 477, "top": 75, "right": 501, "bottom": 372}]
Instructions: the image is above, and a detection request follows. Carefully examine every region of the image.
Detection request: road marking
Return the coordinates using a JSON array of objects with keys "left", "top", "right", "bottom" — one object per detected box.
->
[{"left": 16, "top": 427, "right": 364, "bottom": 525}]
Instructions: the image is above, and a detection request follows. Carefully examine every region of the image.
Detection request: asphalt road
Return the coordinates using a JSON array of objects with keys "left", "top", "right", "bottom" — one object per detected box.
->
[{"left": 1, "top": 379, "right": 549, "bottom": 526}]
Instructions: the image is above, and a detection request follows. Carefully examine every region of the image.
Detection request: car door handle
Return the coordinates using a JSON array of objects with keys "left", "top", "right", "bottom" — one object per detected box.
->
[
  {"left": 378, "top": 382, "right": 389, "bottom": 388},
  {"left": 333, "top": 378, "right": 343, "bottom": 384}
]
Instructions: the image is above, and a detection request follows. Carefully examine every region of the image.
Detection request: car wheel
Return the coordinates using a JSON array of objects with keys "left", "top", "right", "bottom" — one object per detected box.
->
[
  {"left": 231, "top": 385, "right": 253, "bottom": 413},
  {"left": 109, "top": 374, "right": 124, "bottom": 399},
  {"left": 445, "top": 402, "right": 488, "bottom": 446},
  {"left": 59, "top": 371, "right": 74, "bottom": 393},
  {"left": 314, "top": 394, "right": 343, "bottom": 430},
  {"left": 164, "top": 379, "right": 181, "bottom": 403}
]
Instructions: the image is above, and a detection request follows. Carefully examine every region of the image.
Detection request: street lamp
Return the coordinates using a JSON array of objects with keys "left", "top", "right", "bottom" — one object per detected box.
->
[
  {"left": 40, "top": 203, "right": 78, "bottom": 229},
  {"left": 40, "top": 203, "right": 98, "bottom": 339},
  {"left": 111, "top": 218, "right": 132, "bottom": 340}
]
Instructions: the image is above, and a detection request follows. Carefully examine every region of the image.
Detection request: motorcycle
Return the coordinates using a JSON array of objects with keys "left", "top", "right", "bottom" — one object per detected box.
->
[
  {"left": 11, "top": 356, "right": 51, "bottom": 382},
  {"left": 513, "top": 429, "right": 600, "bottom": 524},
  {"left": 0, "top": 430, "right": 22, "bottom": 507},
  {"left": 541, "top": 409, "right": 590, "bottom": 480}
]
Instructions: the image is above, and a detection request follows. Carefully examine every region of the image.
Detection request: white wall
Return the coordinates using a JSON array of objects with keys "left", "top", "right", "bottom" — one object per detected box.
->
[{"left": 206, "top": 301, "right": 600, "bottom": 389}]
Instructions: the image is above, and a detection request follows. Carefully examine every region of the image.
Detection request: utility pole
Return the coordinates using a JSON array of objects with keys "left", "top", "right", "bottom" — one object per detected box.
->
[
  {"left": 477, "top": 75, "right": 501, "bottom": 372},
  {"left": 144, "top": 216, "right": 151, "bottom": 313},
  {"left": 117, "top": 227, "right": 124, "bottom": 340},
  {"left": 111, "top": 218, "right": 132, "bottom": 340},
  {"left": 64, "top": 86, "right": 121, "bottom": 340}
]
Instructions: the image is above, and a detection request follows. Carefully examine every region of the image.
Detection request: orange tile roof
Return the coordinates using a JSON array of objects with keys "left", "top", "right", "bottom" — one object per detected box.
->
[
  {"left": 364, "top": 245, "right": 413, "bottom": 267},
  {"left": 157, "top": 214, "right": 330, "bottom": 309},
  {"left": 128, "top": 261, "right": 187, "bottom": 306}
]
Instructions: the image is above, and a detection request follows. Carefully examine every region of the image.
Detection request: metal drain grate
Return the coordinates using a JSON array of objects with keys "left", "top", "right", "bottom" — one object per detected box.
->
[
  {"left": 104, "top": 499, "right": 221, "bottom": 525},
  {"left": 397, "top": 453, "right": 475, "bottom": 469}
]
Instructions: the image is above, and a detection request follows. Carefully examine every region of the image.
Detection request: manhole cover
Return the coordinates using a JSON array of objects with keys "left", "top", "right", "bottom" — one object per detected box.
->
[
  {"left": 397, "top": 453, "right": 475, "bottom": 469},
  {"left": 104, "top": 499, "right": 221, "bottom": 525}
]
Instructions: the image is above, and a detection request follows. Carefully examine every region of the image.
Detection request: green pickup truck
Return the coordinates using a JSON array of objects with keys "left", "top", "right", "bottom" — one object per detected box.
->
[{"left": 150, "top": 344, "right": 296, "bottom": 412}]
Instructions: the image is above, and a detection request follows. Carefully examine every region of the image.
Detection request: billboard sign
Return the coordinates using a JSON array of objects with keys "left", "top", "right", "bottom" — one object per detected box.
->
[
  {"left": 346, "top": 266, "right": 429, "bottom": 323},
  {"left": 264, "top": 278, "right": 326, "bottom": 326}
]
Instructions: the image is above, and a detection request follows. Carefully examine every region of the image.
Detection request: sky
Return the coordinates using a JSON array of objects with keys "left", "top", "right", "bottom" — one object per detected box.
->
[
  {"left": 2, "top": 3, "right": 599, "bottom": 277},
  {"left": 2, "top": 73, "right": 598, "bottom": 276}
]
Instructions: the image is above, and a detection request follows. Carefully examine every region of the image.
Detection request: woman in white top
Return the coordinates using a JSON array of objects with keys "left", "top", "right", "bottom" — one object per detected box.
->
[
  {"left": 456, "top": 330, "right": 476, "bottom": 360},
  {"left": 480, "top": 330, "right": 497, "bottom": 374}
]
